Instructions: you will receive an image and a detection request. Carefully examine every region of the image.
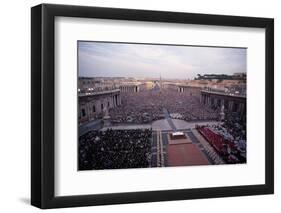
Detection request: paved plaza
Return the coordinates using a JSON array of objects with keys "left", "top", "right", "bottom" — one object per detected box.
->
[{"left": 149, "top": 110, "right": 223, "bottom": 167}]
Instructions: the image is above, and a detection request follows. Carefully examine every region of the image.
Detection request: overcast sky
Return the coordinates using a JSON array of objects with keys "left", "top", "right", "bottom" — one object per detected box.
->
[{"left": 78, "top": 41, "right": 246, "bottom": 79}]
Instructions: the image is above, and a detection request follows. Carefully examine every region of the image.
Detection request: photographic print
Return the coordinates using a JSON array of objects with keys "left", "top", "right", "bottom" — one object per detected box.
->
[
  {"left": 31, "top": 4, "right": 274, "bottom": 208},
  {"left": 78, "top": 41, "right": 247, "bottom": 171}
]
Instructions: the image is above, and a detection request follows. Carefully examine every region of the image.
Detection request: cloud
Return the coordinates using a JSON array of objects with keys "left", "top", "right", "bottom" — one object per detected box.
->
[{"left": 78, "top": 41, "right": 246, "bottom": 79}]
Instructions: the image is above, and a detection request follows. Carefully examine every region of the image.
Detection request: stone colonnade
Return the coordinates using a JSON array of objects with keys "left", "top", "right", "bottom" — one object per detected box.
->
[
  {"left": 177, "top": 86, "right": 201, "bottom": 96},
  {"left": 200, "top": 91, "right": 246, "bottom": 118},
  {"left": 79, "top": 90, "right": 121, "bottom": 124},
  {"left": 120, "top": 85, "right": 139, "bottom": 93}
]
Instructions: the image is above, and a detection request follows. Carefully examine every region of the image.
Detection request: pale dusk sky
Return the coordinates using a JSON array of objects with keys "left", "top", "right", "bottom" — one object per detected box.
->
[{"left": 78, "top": 41, "right": 246, "bottom": 80}]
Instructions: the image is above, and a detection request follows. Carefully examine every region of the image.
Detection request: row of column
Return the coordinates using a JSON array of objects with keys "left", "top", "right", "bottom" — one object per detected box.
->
[
  {"left": 79, "top": 92, "right": 121, "bottom": 123},
  {"left": 201, "top": 93, "right": 246, "bottom": 116},
  {"left": 178, "top": 86, "right": 187, "bottom": 93},
  {"left": 120, "top": 86, "right": 139, "bottom": 93},
  {"left": 178, "top": 86, "right": 199, "bottom": 96},
  {"left": 113, "top": 94, "right": 121, "bottom": 106},
  {"left": 201, "top": 94, "right": 213, "bottom": 105}
]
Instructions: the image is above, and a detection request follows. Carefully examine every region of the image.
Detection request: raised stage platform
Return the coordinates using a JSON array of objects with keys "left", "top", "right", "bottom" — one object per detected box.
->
[{"left": 168, "top": 132, "right": 192, "bottom": 145}]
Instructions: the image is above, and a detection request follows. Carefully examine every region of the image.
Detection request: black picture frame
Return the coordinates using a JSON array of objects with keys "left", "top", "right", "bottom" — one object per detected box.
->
[{"left": 31, "top": 3, "right": 274, "bottom": 209}]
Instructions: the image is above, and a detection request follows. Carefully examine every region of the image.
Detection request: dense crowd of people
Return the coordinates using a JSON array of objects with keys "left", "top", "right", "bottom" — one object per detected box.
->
[
  {"left": 109, "top": 89, "right": 219, "bottom": 124},
  {"left": 161, "top": 90, "right": 219, "bottom": 121},
  {"left": 196, "top": 113, "right": 246, "bottom": 164},
  {"left": 79, "top": 129, "right": 152, "bottom": 170},
  {"left": 222, "top": 111, "right": 246, "bottom": 146}
]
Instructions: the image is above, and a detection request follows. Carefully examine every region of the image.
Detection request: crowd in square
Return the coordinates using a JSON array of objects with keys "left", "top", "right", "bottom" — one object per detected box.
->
[
  {"left": 109, "top": 89, "right": 219, "bottom": 124},
  {"left": 79, "top": 129, "right": 152, "bottom": 170},
  {"left": 196, "top": 112, "right": 246, "bottom": 164}
]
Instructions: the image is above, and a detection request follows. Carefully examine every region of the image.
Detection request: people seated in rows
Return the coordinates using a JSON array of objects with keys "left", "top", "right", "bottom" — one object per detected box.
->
[
  {"left": 79, "top": 129, "right": 152, "bottom": 170},
  {"left": 196, "top": 113, "right": 246, "bottom": 164}
]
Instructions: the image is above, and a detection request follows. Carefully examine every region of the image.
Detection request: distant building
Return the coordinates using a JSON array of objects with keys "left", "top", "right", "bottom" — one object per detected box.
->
[
  {"left": 139, "top": 82, "right": 154, "bottom": 90},
  {"left": 78, "top": 77, "right": 117, "bottom": 94},
  {"left": 177, "top": 85, "right": 202, "bottom": 96}
]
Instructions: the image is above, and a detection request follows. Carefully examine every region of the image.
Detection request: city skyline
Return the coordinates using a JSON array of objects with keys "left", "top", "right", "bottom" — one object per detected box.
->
[
  {"left": 78, "top": 41, "right": 247, "bottom": 79},
  {"left": 78, "top": 74, "right": 245, "bottom": 81}
]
